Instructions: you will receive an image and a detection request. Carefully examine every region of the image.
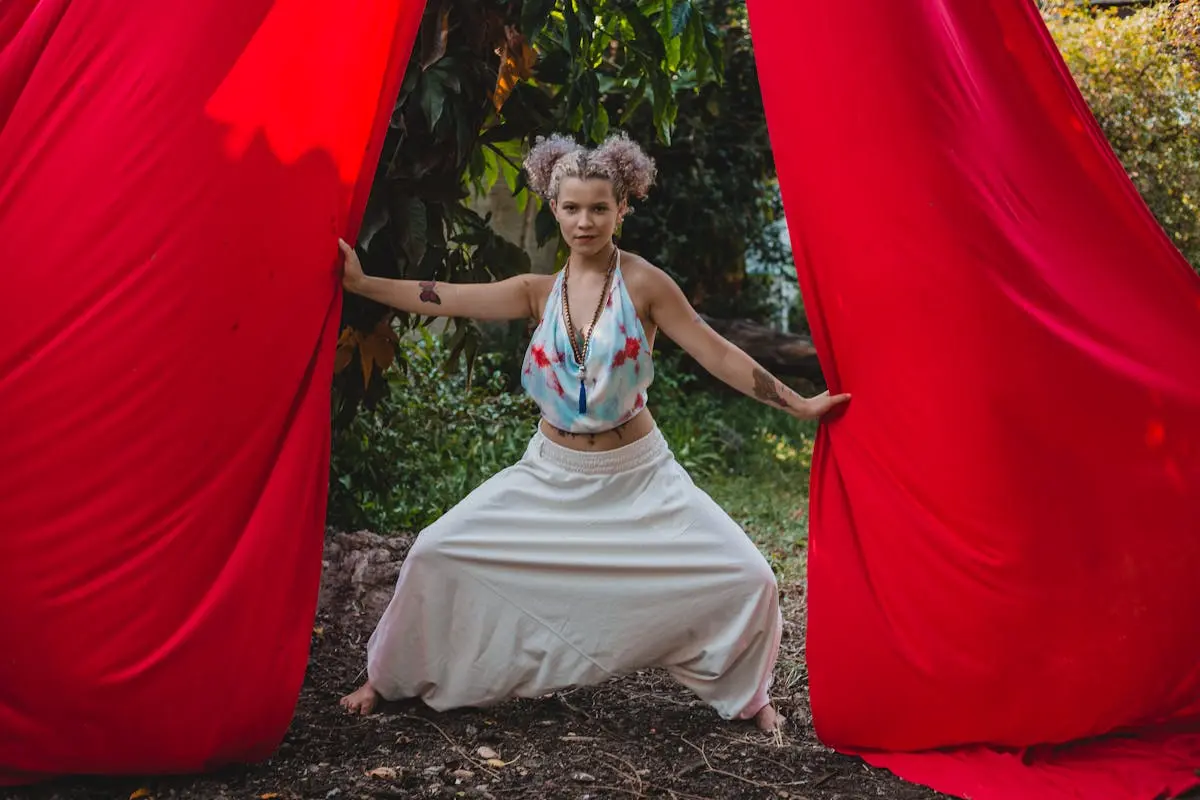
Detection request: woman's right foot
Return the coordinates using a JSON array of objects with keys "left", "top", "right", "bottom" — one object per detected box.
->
[{"left": 339, "top": 680, "right": 381, "bottom": 715}]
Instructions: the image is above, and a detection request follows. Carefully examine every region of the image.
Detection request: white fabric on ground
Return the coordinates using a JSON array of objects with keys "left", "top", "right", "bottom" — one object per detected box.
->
[{"left": 366, "top": 427, "right": 783, "bottom": 720}]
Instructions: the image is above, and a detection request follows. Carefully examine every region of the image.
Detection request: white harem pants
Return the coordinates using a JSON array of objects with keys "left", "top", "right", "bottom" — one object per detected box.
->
[{"left": 366, "top": 427, "right": 783, "bottom": 721}]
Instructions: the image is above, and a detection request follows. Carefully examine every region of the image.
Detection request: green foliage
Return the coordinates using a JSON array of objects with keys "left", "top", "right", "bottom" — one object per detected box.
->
[
  {"left": 328, "top": 330, "right": 537, "bottom": 533},
  {"left": 1043, "top": 0, "right": 1200, "bottom": 270},
  {"left": 618, "top": 1, "right": 789, "bottom": 317}
]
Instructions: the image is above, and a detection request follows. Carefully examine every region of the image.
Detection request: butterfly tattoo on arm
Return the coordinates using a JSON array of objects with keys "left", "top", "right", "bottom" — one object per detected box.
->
[{"left": 418, "top": 280, "right": 441, "bottom": 305}]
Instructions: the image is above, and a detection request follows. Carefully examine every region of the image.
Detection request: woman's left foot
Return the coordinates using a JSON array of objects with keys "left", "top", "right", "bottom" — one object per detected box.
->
[{"left": 754, "top": 703, "right": 784, "bottom": 732}]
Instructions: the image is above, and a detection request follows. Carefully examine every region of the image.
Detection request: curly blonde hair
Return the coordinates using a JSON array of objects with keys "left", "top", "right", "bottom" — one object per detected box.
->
[{"left": 523, "top": 132, "right": 657, "bottom": 204}]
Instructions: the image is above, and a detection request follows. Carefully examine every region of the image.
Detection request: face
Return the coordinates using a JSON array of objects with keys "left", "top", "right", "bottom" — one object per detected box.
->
[{"left": 552, "top": 177, "right": 626, "bottom": 257}]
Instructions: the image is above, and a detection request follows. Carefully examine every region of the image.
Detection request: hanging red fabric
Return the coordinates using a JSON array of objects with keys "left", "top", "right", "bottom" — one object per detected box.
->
[
  {"left": 748, "top": 1, "right": 1200, "bottom": 798},
  {"left": 0, "top": 0, "right": 424, "bottom": 784}
]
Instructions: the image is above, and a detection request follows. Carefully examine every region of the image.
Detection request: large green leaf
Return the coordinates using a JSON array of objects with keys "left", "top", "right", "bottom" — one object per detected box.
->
[
  {"left": 625, "top": 6, "right": 667, "bottom": 63},
  {"left": 670, "top": 0, "right": 693, "bottom": 38},
  {"left": 419, "top": 72, "right": 447, "bottom": 129}
]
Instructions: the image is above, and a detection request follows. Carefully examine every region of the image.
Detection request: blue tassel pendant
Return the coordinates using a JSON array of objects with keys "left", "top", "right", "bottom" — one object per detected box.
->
[{"left": 578, "top": 379, "right": 587, "bottom": 414}]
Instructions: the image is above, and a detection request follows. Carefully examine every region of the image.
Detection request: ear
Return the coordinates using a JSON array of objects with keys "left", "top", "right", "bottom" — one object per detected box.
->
[{"left": 550, "top": 198, "right": 559, "bottom": 216}]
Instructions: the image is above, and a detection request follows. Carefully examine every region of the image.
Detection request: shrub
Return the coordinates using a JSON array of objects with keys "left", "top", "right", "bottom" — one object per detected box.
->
[
  {"left": 1043, "top": 0, "right": 1200, "bottom": 270},
  {"left": 328, "top": 330, "right": 537, "bottom": 534}
]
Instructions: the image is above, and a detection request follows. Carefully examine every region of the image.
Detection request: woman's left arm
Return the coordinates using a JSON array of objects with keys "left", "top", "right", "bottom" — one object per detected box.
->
[{"left": 646, "top": 266, "right": 850, "bottom": 420}]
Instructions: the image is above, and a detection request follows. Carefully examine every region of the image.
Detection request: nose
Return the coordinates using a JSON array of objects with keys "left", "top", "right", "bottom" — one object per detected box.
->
[{"left": 578, "top": 211, "right": 595, "bottom": 230}]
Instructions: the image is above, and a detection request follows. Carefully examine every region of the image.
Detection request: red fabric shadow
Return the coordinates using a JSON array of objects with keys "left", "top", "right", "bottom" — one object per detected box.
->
[
  {"left": 748, "top": 1, "right": 1200, "bottom": 798},
  {"left": 0, "top": 0, "right": 424, "bottom": 784}
]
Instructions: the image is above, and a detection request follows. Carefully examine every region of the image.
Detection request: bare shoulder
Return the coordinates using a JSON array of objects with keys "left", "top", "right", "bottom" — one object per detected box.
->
[{"left": 616, "top": 251, "right": 675, "bottom": 299}]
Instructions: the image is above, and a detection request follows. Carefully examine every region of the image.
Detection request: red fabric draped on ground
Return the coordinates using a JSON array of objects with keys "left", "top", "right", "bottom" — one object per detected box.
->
[
  {"left": 748, "top": 1, "right": 1200, "bottom": 798},
  {"left": 0, "top": 0, "right": 423, "bottom": 784}
]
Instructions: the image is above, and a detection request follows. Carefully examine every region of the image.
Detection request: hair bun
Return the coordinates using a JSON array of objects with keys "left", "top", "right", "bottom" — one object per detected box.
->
[
  {"left": 523, "top": 135, "right": 583, "bottom": 198},
  {"left": 591, "top": 132, "right": 657, "bottom": 199}
]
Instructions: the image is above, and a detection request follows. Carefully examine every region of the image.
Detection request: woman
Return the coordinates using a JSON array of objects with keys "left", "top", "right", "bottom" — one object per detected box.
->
[{"left": 336, "top": 132, "right": 849, "bottom": 732}]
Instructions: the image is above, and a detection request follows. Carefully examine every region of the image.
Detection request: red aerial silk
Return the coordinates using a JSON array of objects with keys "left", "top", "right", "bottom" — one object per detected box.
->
[
  {"left": 0, "top": 0, "right": 423, "bottom": 784},
  {"left": 748, "top": 1, "right": 1200, "bottom": 799}
]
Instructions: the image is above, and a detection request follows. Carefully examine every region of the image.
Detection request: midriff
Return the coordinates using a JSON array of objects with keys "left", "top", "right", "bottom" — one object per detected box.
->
[{"left": 538, "top": 408, "right": 657, "bottom": 452}]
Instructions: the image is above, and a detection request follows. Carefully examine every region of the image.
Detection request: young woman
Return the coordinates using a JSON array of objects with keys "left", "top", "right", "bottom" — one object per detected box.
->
[{"left": 336, "top": 132, "right": 850, "bottom": 731}]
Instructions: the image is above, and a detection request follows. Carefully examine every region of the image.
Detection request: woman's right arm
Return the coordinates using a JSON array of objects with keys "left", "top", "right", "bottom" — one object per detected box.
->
[{"left": 339, "top": 239, "right": 547, "bottom": 322}]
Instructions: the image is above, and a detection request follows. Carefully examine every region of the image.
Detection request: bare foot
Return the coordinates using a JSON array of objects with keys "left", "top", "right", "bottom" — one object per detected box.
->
[
  {"left": 339, "top": 680, "right": 381, "bottom": 715},
  {"left": 754, "top": 703, "right": 784, "bottom": 732}
]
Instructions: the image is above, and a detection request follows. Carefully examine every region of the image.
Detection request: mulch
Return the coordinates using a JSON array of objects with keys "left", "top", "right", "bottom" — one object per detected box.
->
[{"left": 9, "top": 585, "right": 948, "bottom": 800}]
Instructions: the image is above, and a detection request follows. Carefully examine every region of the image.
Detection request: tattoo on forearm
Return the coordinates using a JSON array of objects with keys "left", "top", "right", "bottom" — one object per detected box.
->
[
  {"left": 418, "top": 280, "right": 441, "bottom": 305},
  {"left": 752, "top": 367, "right": 789, "bottom": 408}
]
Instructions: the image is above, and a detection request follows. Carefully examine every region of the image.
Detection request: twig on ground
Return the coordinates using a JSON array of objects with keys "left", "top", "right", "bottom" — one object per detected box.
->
[
  {"left": 811, "top": 770, "right": 836, "bottom": 787},
  {"left": 621, "top": 691, "right": 697, "bottom": 707},
  {"left": 398, "top": 713, "right": 501, "bottom": 779},
  {"left": 679, "top": 735, "right": 809, "bottom": 791},
  {"left": 599, "top": 749, "right": 645, "bottom": 796},
  {"left": 555, "top": 694, "right": 625, "bottom": 739},
  {"left": 651, "top": 786, "right": 716, "bottom": 800},
  {"left": 556, "top": 695, "right": 595, "bottom": 721},
  {"left": 586, "top": 786, "right": 644, "bottom": 798}
]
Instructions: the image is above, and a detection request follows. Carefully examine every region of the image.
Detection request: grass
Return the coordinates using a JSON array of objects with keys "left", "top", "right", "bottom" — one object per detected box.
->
[{"left": 700, "top": 464, "right": 811, "bottom": 583}]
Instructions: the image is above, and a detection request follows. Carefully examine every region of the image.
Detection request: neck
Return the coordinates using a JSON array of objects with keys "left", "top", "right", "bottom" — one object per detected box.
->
[{"left": 569, "top": 240, "right": 616, "bottom": 273}]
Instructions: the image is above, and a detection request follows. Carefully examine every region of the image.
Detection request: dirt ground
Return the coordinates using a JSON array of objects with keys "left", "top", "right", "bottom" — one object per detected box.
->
[{"left": 8, "top": 554, "right": 947, "bottom": 800}]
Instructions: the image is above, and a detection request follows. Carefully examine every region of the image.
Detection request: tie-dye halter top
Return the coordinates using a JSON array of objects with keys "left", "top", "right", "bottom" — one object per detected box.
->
[{"left": 521, "top": 249, "right": 654, "bottom": 434}]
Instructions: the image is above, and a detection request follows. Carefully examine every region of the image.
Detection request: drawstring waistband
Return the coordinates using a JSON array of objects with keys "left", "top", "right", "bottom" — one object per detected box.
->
[{"left": 529, "top": 428, "right": 669, "bottom": 475}]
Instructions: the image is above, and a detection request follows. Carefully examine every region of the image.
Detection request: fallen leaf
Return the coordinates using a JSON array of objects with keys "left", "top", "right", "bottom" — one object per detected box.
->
[
  {"left": 450, "top": 769, "right": 474, "bottom": 781},
  {"left": 260, "top": 794, "right": 281, "bottom": 799},
  {"left": 572, "top": 772, "right": 596, "bottom": 782},
  {"left": 130, "top": 790, "right": 152, "bottom": 800},
  {"left": 312, "top": 625, "right": 324, "bottom": 637},
  {"left": 366, "top": 766, "right": 398, "bottom": 779},
  {"left": 476, "top": 746, "right": 499, "bottom": 760},
  {"left": 485, "top": 758, "right": 506, "bottom": 768}
]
